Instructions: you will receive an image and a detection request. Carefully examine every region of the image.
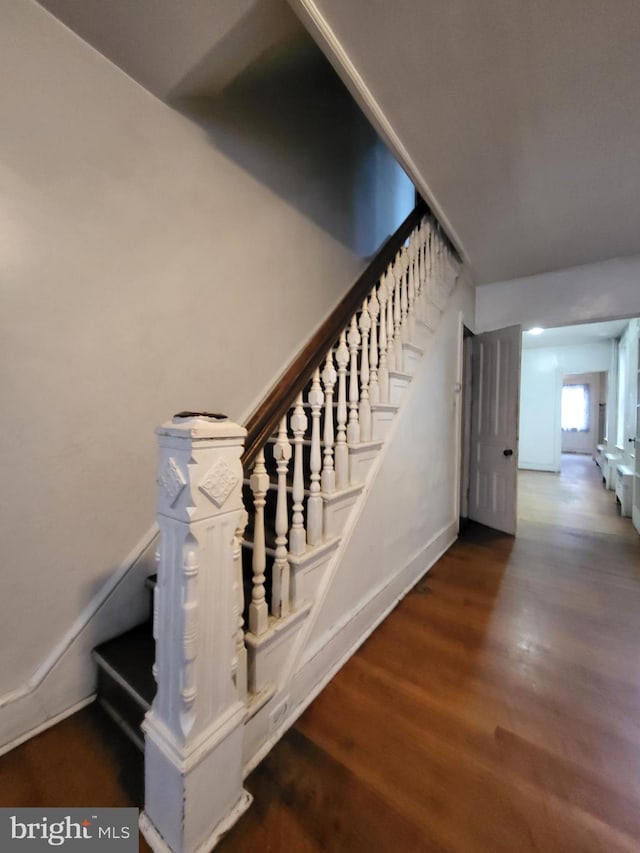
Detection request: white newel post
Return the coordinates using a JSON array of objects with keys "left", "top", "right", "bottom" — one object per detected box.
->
[{"left": 141, "top": 415, "right": 252, "bottom": 853}]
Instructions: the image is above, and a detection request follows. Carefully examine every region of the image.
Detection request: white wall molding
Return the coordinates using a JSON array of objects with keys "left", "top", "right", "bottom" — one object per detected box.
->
[{"left": 0, "top": 695, "right": 95, "bottom": 759}]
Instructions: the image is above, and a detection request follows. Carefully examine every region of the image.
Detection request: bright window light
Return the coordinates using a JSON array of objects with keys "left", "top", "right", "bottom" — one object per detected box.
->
[
  {"left": 562, "top": 384, "right": 589, "bottom": 432},
  {"left": 527, "top": 327, "right": 544, "bottom": 335}
]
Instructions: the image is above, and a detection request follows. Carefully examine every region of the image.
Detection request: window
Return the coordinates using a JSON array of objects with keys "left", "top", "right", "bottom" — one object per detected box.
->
[{"left": 561, "top": 384, "right": 590, "bottom": 431}]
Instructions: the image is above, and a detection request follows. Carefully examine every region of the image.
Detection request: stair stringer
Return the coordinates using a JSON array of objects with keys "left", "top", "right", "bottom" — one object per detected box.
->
[{"left": 242, "top": 275, "right": 473, "bottom": 772}]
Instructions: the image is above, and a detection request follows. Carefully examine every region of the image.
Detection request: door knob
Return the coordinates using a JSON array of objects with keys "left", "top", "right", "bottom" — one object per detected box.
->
[{"left": 503, "top": 449, "right": 513, "bottom": 457}]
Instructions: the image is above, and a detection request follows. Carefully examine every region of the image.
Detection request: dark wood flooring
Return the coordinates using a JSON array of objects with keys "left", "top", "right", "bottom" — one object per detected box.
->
[{"left": 2, "top": 453, "right": 639, "bottom": 851}]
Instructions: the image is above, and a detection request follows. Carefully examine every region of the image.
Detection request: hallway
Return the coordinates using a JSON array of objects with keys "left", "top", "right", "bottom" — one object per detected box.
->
[{"left": 1, "top": 454, "right": 639, "bottom": 851}]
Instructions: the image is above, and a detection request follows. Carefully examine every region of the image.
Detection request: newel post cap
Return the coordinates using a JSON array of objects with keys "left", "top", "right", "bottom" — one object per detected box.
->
[
  {"left": 155, "top": 412, "right": 246, "bottom": 521},
  {"left": 156, "top": 411, "right": 247, "bottom": 443}
]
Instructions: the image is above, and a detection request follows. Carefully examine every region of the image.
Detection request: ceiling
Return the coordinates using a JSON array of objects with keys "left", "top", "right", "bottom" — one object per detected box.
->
[
  {"left": 521, "top": 319, "right": 630, "bottom": 350},
  {"left": 36, "top": 0, "right": 302, "bottom": 101},
  {"left": 37, "top": 0, "right": 640, "bottom": 285},
  {"left": 291, "top": 0, "right": 640, "bottom": 284}
]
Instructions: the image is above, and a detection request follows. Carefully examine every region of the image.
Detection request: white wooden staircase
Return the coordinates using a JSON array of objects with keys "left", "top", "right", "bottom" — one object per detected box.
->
[{"left": 92, "top": 201, "right": 461, "bottom": 852}]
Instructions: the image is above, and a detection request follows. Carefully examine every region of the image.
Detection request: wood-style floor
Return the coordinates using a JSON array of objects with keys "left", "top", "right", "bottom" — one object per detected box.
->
[{"left": 2, "top": 454, "right": 639, "bottom": 852}]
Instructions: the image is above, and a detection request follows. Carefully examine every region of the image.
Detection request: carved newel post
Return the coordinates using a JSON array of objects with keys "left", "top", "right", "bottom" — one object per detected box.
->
[{"left": 140, "top": 414, "right": 252, "bottom": 853}]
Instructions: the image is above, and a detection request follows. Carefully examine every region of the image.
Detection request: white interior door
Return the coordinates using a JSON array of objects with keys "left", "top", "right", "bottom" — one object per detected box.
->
[
  {"left": 469, "top": 325, "right": 521, "bottom": 535},
  {"left": 633, "top": 324, "right": 640, "bottom": 534}
]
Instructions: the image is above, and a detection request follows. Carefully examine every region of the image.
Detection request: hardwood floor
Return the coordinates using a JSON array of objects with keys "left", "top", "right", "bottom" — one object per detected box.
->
[
  {"left": 220, "top": 454, "right": 640, "bottom": 852},
  {"left": 2, "top": 453, "right": 639, "bottom": 851}
]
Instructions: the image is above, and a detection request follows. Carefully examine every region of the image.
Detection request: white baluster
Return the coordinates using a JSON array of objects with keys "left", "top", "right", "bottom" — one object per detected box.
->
[
  {"left": 335, "top": 331, "right": 349, "bottom": 490},
  {"left": 249, "top": 449, "right": 269, "bottom": 636},
  {"left": 393, "top": 257, "right": 403, "bottom": 368},
  {"left": 359, "top": 299, "right": 372, "bottom": 442},
  {"left": 347, "top": 314, "right": 361, "bottom": 446},
  {"left": 419, "top": 220, "right": 428, "bottom": 314},
  {"left": 386, "top": 264, "right": 396, "bottom": 372},
  {"left": 272, "top": 416, "right": 291, "bottom": 619},
  {"left": 307, "top": 368, "right": 324, "bottom": 546},
  {"left": 289, "top": 393, "right": 307, "bottom": 556},
  {"left": 321, "top": 350, "right": 337, "bottom": 495},
  {"left": 400, "top": 245, "right": 409, "bottom": 343},
  {"left": 378, "top": 275, "right": 389, "bottom": 403},
  {"left": 407, "top": 239, "right": 416, "bottom": 340},
  {"left": 368, "top": 286, "right": 380, "bottom": 405},
  {"left": 430, "top": 223, "right": 437, "bottom": 290},
  {"left": 232, "top": 508, "right": 248, "bottom": 700},
  {"left": 427, "top": 221, "right": 435, "bottom": 300}
]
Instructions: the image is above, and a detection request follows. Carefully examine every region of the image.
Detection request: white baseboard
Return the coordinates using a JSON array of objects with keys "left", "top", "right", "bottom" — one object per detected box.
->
[
  {"left": 0, "top": 695, "right": 95, "bottom": 758},
  {"left": 519, "top": 462, "right": 558, "bottom": 472}
]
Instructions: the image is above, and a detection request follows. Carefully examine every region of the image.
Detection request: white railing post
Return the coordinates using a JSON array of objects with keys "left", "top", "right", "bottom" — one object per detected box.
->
[
  {"left": 271, "top": 415, "right": 292, "bottom": 618},
  {"left": 321, "top": 349, "right": 337, "bottom": 495},
  {"left": 400, "top": 245, "right": 409, "bottom": 343},
  {"left": 249, "top": 449, "right": 269, "bottom": 636},
  {"left": 289, "top": 394, "right": 307, "bottom": 556},
  {"left": 141, "top": 414, "right": 251, "bottom": 853},
  {"left": 368, "top": 287, "right": 380, "bottom": 405},
  {"left": 386, "top": 265, "right": 397, "bottom": 372},
  {"left": 335, "top": 331, "right": 349, "bottom": 490},
  {"left": 407, "top": 238, "right": 416, "bottom": 340},
  {"left": 307, "top": 368, "right": 324, "bottom": 546},
  {"left": 359, "top": 299, "right": 372, "bottom": 442},
  {"left": 232, "top": 507, "right": 248, "bottom": 702},
  {"left": 393, "top": 257, "right": 403, "bottom": 368},
  {"left": 378, "top": 275, "right": 389, "bottom": 403},
  {"left": 347, "top": 314, "right": 361, "bottom": 446}
]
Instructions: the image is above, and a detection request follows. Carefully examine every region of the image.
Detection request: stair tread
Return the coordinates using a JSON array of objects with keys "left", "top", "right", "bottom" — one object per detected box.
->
[{"left": 93, "top": 624, "right": 156, "bottom": 707}]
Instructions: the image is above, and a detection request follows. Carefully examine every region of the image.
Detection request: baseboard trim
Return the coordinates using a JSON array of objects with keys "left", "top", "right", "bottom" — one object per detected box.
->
[
  {"left": 0, "top": 695, "right": 95, "bottom": 758},
  {"left": 519, "top": 462, "right": 558, "bottom": 472}
]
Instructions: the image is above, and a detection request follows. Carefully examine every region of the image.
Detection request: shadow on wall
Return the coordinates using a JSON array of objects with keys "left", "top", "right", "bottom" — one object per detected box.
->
[{"left": 174, "top": 32, "right": 414, "bottom": 258}]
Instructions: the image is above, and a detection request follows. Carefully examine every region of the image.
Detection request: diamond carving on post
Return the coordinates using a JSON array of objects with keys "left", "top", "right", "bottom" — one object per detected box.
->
[
  {"left": 158, "top": 457, "right": 186, "bottom": 506},
  {"left": 199, "top": 458, "right": 239, "bottom": 507}
]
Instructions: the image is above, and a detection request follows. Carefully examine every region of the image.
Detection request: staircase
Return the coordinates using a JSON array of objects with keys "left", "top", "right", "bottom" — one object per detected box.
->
[{"left": 91, "top": 200, "right": 461, "bottom": 852}]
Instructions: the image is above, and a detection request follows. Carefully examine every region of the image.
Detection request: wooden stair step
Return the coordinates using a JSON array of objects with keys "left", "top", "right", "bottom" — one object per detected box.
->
[{"left": 93, "top": 623, "right": 156, "bottom": 750}]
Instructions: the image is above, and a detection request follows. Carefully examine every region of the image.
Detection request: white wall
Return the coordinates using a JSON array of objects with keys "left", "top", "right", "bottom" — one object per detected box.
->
[
  {"left": 477, "top": 255, "right": 640, "bottom": 333},
  {"left": 0, "top": 0, "right": 413, "bottom": 750},
  {"left": 519, "top": 342, "right": 611, "bottom": 471}
]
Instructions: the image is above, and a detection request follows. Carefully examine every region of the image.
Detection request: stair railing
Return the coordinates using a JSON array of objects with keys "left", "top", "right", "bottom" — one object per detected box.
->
[
  {"left": 240, "top": 200, "right": 460, "bottom": 649},
  {"left": 141, "top": 199, "right": 460, "bottom": 853}
]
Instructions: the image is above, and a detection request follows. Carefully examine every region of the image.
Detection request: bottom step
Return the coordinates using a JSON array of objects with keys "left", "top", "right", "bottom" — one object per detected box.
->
[{"left": 93, "top": 624, "right": 156, "bottom": 751}]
